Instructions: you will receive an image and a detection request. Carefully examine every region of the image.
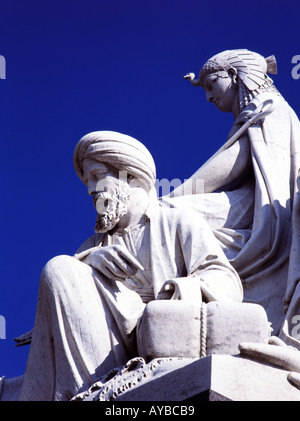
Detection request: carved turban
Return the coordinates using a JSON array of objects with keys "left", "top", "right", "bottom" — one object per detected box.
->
[
  {"left": 197, "top": 49, "right": 277, "bottom": 91},
  {"left": 73, "top": 131, "right": 156, "bottom": 191}
]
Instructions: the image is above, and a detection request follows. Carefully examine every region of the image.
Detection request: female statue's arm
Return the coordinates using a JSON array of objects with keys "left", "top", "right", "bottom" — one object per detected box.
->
[{"left": 170, "top": 133, "right": 251, "bottom": 197}]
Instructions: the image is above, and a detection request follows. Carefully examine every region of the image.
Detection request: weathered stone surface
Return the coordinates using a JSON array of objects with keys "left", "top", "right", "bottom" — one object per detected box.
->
[
  {"left": 0, "top": 376, "right": 23, "bottom": 401},
  {"left": 3, "top": 49, "right": 300, "bottom": 401},
  {"left": 114, "top": 355, "right": 300, "bottom": 401},
  {"left": 137, "top": 300, "right": 271, "bottom": 361}
]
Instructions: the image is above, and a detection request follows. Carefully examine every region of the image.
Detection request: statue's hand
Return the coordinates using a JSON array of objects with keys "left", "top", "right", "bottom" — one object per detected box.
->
[
  {"left": 238, "top": 337, "right": 300, "bottom": 390},
  {"left": 239, "top": 339, "right": 300, "bottom": 372},
  {"left": 288, "top": 372, "right": 300, "bottom": 389},
  {"left": 84, "top": 245, "right": 144, "bottom": 282}
]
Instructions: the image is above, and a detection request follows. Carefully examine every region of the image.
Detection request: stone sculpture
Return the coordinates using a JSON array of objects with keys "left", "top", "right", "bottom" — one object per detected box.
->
[
  {"left": 5, "top": 130, "right": 246, "bottom": 401},
  {"left": 1, "top": 48, "right": 300, "bottom": 401},
  {"left": 163, "top": 49, "right": 300, "bottom": 350}
]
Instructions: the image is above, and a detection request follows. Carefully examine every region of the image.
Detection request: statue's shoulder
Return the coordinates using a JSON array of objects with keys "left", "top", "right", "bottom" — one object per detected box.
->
[
  {"left": 153, "top": 199, "right": 201, "bottom": 230},
  {"left": 75, "top": 233, "right": 104, "bottom": 254}
]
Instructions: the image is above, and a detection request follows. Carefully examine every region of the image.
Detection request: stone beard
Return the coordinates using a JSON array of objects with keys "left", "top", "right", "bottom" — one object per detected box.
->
[{"left": 94, "top": 180, "right": 131, "bottom": 233}]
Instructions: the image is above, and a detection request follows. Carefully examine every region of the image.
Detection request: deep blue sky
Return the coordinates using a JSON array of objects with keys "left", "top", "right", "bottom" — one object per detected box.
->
[{"left": 1, "top": 0, "right": 300, "bottom": 379}]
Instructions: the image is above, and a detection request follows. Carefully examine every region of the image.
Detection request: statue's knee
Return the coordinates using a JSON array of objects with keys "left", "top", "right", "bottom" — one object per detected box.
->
[{"left": 41, "top": 255, "right": 76, "bottom": 288}]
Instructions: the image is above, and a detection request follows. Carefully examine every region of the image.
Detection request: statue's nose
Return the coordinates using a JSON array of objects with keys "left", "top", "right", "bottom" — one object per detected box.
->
[
  {"left": 206, "top": 90, "right": 213, "bottom": 102},
  {"left": 87, "top": 179, "right": 97, "bottom": 195}
]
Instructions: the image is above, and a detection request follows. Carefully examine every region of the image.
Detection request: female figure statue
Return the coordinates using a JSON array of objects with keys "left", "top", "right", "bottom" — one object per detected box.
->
[{"left": 162, "top": 49, "right": 300, "bottom": 348}]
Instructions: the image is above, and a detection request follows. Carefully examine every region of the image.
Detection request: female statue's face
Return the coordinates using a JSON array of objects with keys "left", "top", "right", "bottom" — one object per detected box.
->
[{"left": 203, "top": 71, "right": 239, "bottom": 115}]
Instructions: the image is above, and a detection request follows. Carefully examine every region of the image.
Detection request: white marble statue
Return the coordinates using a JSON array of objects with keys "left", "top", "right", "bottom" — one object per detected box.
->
[
  {"left": 162, "top": 49, "right": 300, "bottom": 350},
  {"left": 2, "top": 49, "right": 300, "bottom": 401},
  {"left": 13, "top": 131, "right": 242, "bottom": 401}
]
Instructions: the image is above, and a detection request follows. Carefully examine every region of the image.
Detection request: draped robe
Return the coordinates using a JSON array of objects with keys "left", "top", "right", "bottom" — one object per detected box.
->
[
  {"left": 161, "top": 92, "right": 300, "bottom": 345},
  {"left": 17, "top": 202, "right": 242, "bottom": 401},
  {"left": 13, "top": 91, "right": 300, "bottom": 401}
]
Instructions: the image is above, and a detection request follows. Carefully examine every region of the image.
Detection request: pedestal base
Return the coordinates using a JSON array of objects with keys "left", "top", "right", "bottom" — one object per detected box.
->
[{"left": 114, "top": 355, "right": 300, "bottom": 401}]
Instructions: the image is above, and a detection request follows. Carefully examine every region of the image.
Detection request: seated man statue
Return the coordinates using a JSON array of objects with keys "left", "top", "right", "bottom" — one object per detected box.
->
[{"left": 16, "top": 130, "right": 243, "bottom": 401}]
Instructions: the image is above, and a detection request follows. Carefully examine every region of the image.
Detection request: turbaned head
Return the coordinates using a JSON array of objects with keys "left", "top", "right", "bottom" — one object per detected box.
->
[{"left": 73, "top": 130, "right": 156, "bottom": 192}]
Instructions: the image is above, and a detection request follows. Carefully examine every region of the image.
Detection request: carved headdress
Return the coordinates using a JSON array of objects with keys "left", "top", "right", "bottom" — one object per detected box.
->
[
  {"left": 186, "top": 49, "right": 280, "bottom": 110},
  {"left": 198, "top": 49, "right": 277, "bottom": 89},
  {"left": 73, "top": 131, "right": 156, "bottom": 192}
]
